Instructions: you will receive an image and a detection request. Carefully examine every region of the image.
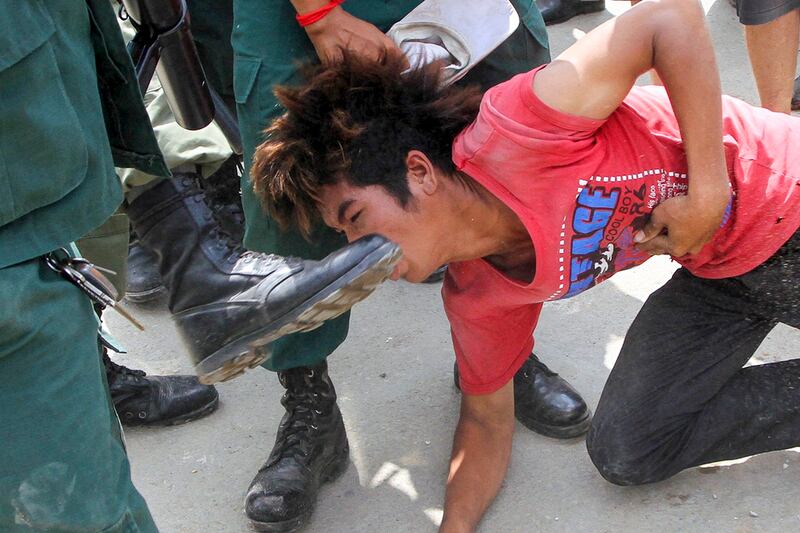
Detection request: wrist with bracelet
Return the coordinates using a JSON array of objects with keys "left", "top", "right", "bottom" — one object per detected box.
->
[{"left": 296, "top": 0, "right": 345, "bottom": 27}]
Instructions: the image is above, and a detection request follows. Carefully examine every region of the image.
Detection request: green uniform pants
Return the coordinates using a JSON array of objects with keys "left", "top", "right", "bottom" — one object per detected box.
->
[
  {"left": 232, "top": 0, "right": 550, "bottom": 371},
  {"left": 0, "top": 0, "right": 164, "bottom": 529},
  {"left": 0, "top": 254, "right": 157, "bottom": 532}
]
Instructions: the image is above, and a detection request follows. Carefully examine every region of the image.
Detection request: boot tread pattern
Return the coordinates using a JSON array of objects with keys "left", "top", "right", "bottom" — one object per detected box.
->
[{"left": 198, "top": 247, "right": 402, "bottom": 384}]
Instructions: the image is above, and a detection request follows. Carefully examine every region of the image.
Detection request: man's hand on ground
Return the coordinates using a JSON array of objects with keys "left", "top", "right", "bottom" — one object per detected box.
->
[
  {"left": 304, "top": 7, "right": 405, "bottom": 64},
  {"left": 634, "top": 184, "right": 731, "bottom": 257}
]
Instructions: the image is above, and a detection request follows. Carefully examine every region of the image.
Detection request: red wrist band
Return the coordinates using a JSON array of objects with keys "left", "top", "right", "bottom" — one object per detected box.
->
[{"left": 296, "top": 0, "right": 345, "bottom": 27}]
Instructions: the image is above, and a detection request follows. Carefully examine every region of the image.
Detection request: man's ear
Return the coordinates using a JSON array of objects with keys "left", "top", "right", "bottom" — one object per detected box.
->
[{"left": 406, "top": 150, "right": 438, "bottom": 195}]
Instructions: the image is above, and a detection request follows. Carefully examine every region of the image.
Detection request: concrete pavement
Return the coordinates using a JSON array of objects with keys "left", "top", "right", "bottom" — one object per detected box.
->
[{"left": 108, "top": 2, "right": 800, "bottom": 531}]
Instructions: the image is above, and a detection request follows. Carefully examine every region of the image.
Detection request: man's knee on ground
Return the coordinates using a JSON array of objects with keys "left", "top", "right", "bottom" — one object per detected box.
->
[{"left": 586, "top": 420, "right": 669, "bottom": 486}]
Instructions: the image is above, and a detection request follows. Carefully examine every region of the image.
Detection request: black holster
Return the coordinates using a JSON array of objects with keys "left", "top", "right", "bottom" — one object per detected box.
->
[{"left": 122, "top": 0, "right": 241, "bottom": 153}]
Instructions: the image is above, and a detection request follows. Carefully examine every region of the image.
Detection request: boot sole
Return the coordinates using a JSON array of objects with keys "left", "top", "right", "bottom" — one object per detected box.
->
[
  {"left": 248, "top": 443, "right": 350, "bottom": 532},
  {"left": 515, "top": 408, "right": 593, "bottom": 439},
  {"left": 196, "top": 243, "right": 402, "bottom": 384}
]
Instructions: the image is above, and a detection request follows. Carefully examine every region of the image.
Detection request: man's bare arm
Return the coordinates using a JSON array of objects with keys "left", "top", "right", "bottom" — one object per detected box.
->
[
  {"left": 629, "top": 0, "right": 663, "bottom": 85},
  {"left": 534, "top": 0, "right": 730, "bottom": 257},
  {"left": 534, "top": 0, "right": 712, "bottom": 120},
  {"left": 440, "top": 380, "right": 515, "bottom": 533}
]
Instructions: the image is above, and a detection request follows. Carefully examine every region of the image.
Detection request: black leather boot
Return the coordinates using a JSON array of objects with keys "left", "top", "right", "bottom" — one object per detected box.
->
[
  {"left": 454, "top": 353, "right": 591, "bottom": 438},
  {"left": 126, "top": 176, "right": 401, "bottom": 383},
  {"left": 536, "top": 0, "right": 605, "bottom": 25},
  {"left": 126, "top": 238, "right": 165, "bottom": 303},
  {"left": 246, "top": 361, "right": 349, "bottom": 532},
  {"left": 103, "top": 348, "right": 219, "bottom": 427}
]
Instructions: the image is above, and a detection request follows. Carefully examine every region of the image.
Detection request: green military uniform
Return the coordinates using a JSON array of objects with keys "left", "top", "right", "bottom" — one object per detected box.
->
[
  {"left": 232, "top": 0, "right": 550, "bottom": 371},
  {"left": 77, "top": 1, "right": 235, "bottom": 296},
  {"left": 186, "top": 0, "right": 236, "bottom": 108},
  {"left": 0, "top": 0, "right": 167, "bottom": 530}
]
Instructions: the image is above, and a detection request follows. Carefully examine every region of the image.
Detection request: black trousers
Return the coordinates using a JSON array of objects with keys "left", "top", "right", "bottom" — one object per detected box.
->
[{"left": 587, "top": 230, "right": 800, "bottom": 485}]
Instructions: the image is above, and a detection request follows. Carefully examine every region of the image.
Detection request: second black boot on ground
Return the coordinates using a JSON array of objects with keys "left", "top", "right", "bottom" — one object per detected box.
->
[
  {"left": 103, "top": 348, "right": 219, "bottom": 427},
  {"left": 126, "top": 176, "right": 401, "bottom": 383},
  {"left": 245, "top": 361, "right": 349, "bottom": 532},
  {"left": 536, "top": 0, "right": 605, "bottom": 25},
  {"left": 454, "top": 352, "right": 591, "bottom": 438}
]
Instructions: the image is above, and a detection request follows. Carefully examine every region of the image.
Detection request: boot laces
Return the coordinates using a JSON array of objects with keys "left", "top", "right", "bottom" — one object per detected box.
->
[
  {"left": 178, "top": 174, "right": 303, "bottom": 270},
  {"left": 209, "top": 223, "right": 245, "bottom": 256},
  {"left": 174, "top": 175, "right": 243, "bottom": 257},
  {"left": 194, "top": 192, "right": 291, "bottom": 268},
  {"left": 102, "top": 351, "right": 151, "bottom": 406},
  {"left": 272, "top": 368, "right": 330, "bottom": 460}
]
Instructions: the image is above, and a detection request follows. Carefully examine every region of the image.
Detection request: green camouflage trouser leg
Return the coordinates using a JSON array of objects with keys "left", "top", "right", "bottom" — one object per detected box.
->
[{"left": 232, "top": 0, "right": 550, "bottom": 371}]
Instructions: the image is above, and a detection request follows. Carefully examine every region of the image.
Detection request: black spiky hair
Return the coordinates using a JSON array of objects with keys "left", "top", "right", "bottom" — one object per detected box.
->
[{"left": 251, "top": 51, "right": 482, "bottom": 237}]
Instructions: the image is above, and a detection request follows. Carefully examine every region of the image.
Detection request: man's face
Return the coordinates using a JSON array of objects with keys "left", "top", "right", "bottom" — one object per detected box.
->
[{"left": 319, "top": 178, "right": 445, "bottom": 283}]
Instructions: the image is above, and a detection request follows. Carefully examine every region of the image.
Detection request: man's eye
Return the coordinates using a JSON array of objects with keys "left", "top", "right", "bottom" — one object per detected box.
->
[{"left": 350, "top": 210, "right": 362, "bottom": 224}]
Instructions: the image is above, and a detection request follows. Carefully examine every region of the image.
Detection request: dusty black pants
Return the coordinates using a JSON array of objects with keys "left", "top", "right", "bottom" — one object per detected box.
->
[{"left": 587, "top": 230, "right": 800, "bottom": 485}]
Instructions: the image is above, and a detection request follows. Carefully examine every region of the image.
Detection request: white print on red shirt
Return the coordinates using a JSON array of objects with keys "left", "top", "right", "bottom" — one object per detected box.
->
[{"left": 550, "top": 168, "right": 688, "bottom": 301}]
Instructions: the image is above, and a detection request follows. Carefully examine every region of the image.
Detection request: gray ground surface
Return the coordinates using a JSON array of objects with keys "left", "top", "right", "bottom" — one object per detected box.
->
[{"left": 109, "top": 2, "right": 800, "bottom": 531}]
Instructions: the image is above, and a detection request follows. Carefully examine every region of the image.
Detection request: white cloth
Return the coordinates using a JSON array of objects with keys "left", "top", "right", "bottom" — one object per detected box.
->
[{"left": 387, "top": 0, "right": 520, "bottom": 85}]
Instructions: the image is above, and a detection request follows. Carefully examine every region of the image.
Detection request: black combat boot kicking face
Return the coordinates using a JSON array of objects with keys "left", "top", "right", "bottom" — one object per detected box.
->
[
  {"left": 246, "top": 361, "right": 349, "bottom": 532},
  {"left": 535, "top": 0, "right": 605, "bottom": 25},
  {"left": 454, "top": 352, "right": 591, "bottom": 438},
  {"left": 126, "top": 176, "right": 401, "bottom": 384},
  {"left": 103, "top": 348, "right": 219, "bottom": 426}
]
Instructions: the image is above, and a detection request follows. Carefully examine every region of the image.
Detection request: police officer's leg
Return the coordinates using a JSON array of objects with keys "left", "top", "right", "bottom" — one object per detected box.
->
[
  {"left": 233, "top": 1, "right": 424, "bottom": 529},
  {"left": 233, "top": 5, "right": 345, "bottom": 530},
  {"left": 121, "top": 54, "right": 399, "bottom": 385},
  {"left": 0, "top": 256, "right": 157, "bottom": 532},
  {"left": 120, "top": 85, "right": 236, "bottom": 304}
]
